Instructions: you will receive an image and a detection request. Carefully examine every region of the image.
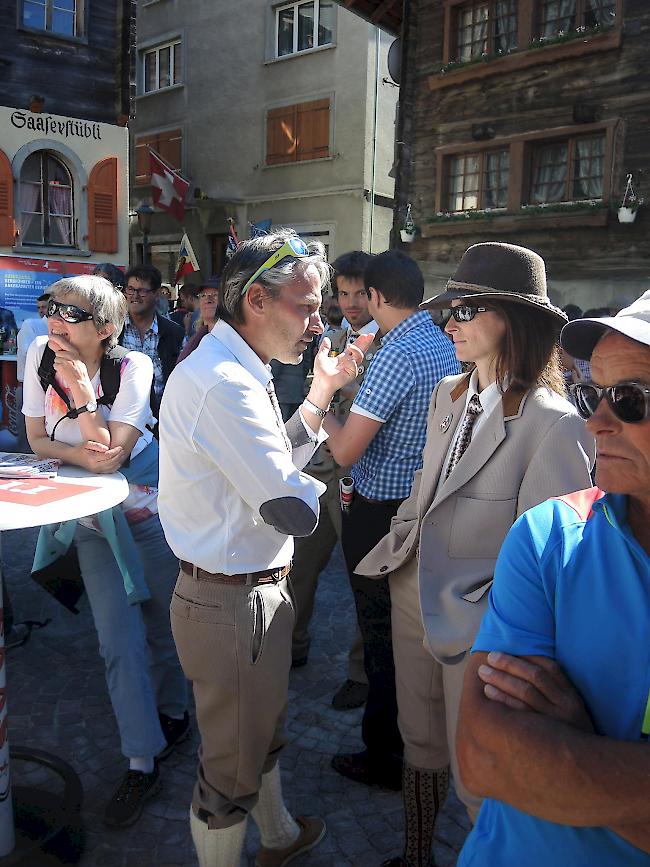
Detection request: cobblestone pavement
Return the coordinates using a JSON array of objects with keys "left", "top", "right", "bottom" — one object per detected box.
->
[{"left": 6, "top": 527, "right": 470, "bottom": 866}]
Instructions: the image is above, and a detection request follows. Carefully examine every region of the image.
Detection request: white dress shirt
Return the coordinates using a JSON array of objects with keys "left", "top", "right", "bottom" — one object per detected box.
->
[
  {"left": 438, "top": 369, "right": 504, "bottom": 486},
  {"left": 17, "top": 316, "right": 48, "bottom": 381},
  {"left": 158, "top": 320, "right": 327, "bottom": 573}
]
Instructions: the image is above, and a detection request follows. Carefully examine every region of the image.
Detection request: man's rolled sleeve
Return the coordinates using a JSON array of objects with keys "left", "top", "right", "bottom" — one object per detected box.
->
[
  {"left": 472, "top": 505, "right": 559, "bottom": 659},
  {"left": 351, "top": 344, "right": 415, "bottom": 423},
  {"left": 193, "top": 374, "right": 325, "bottom": 537}
]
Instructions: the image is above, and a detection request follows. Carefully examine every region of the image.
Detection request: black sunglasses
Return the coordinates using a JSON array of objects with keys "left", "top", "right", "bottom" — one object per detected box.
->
[
  {"left": 448, "top": 305, "right": 489, "bottom": 323},
  {"left": 46, "top": 299, "right": 94, "bottom": 324},
  {"left": 571, "top": 381, "right": 650, "bottom": 424}
]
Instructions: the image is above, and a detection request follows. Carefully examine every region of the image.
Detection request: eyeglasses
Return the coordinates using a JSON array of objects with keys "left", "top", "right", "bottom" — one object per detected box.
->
[
  {"left": 448, "top": 305, "right": 489, "bottom": 323},
  {"left": 125, "top": 285, "right": 155, "bottom": 297},
  {"left": 46, "top": 299, "right": 94, "bottom": 324},
  {"left": 240, "top": 238, "right": 310, "bottom": 297},
  {"left": 571, "top": 381, "right": 650, "bottom": 424},
  {"left": 198, "top": 292, "right": 218, "bottom": 301}
]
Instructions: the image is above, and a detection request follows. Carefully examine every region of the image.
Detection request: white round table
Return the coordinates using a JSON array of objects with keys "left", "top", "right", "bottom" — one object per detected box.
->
[{"left": 0, "top": 464, "right": 128, "bottom": 856}]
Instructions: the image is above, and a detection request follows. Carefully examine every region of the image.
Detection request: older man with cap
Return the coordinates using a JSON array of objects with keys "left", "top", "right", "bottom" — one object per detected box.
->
[
  {"left": 456, "top": 290, "right": 650, "bottom": 866},
  {"left": 158, "top": 229, "right": 372, "bottom": 867}
]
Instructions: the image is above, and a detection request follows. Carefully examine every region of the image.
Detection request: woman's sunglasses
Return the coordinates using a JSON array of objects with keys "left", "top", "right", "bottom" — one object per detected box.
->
[
  {"left": 46, "top": 299, "right": 94, "bottom": 324},
  {"left": 447, "top": 305, "right": 489, "bottom": 323},
  {"left": 571, "top": 381, "right": 650, "bottom": 424}
]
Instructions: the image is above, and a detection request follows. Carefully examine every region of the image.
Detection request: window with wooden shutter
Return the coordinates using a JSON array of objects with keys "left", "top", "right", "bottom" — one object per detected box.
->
[
  {"left": 0, "top": 148, "right": 15, "bottom": 247},
  {"left": 88, "top": 157, "right": 118, "bottom": 253},
  {"left": 134, "top": 129, "right": 183, "bottom": 185},
  {"left": 265, "top": 99, "right": 330, "bottom": 166}
]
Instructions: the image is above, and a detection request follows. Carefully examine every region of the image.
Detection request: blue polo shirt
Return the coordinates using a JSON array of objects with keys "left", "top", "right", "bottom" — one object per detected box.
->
[
  {"left": 350, "top": 311, "right": 459, "bottom": 500},
  {"left": 459, "top": 489, "right": 650, "bottom": 867}
]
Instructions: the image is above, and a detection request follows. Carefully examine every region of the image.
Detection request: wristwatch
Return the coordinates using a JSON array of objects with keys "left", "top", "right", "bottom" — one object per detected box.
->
[{"left": 84, "top": 399, "right": 98, "bottom": 413}]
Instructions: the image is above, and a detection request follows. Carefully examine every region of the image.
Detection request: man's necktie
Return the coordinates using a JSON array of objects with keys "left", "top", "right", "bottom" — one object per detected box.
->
[
  {"left": 266, "top": 380, "right": 292, "bottom": 452},
  {"left": 444, "top": 393, "right": 483, "bottom": 480}
]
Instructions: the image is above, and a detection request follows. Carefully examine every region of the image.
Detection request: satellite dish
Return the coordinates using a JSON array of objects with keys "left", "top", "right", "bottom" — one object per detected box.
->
[{"left": 387, "top": 38, "right": 401, "bottom": 84}]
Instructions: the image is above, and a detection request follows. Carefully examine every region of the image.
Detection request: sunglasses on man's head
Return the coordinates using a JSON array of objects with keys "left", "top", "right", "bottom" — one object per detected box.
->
[
  {"left": 46, "top": 299, "right": 94, "bottom": 324},
  {"left": 240, "top": 237, "right": 310, "bottom": 297},
  {"left": 448, "top": 305, "right": 489, "bottom": 323},
  {"left": 571, "top": 381, "right": 650, "bottom": 424}
]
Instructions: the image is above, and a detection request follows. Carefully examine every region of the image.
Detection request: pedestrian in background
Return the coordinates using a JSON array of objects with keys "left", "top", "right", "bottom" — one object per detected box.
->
[{"left": 176, "top": 277, "right": 220, "bottom": 363}]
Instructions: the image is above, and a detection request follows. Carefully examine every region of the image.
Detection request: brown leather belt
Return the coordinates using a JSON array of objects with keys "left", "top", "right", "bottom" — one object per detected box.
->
[{"left": 180, "top": 560, "right": 291, "bottom": 586}]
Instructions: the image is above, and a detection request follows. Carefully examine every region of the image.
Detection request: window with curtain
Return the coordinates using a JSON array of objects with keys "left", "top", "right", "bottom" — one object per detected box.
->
[
  {"left": 456, "top": 1, "right": 517, "bottom": 61},
  {"left": 528, "top": 133, "right": 604, "bottom": 203},
  {"left": 22, "top": 0, "right": 80, "bottom": 37},
  {"left": 142, "top": 40, "right": 182, "bottom": 93},
  {"left": 447, "top": 148, "right": 510, "bottom": 211},
  {"left": 539, "top": 0, "right": 616, "bottom": 38},
  {"left": 20, "top": 151, "right": 74, "bottom": 246},
  {"left": 275, "top": 0, "right": 334, "bottom": 58}
]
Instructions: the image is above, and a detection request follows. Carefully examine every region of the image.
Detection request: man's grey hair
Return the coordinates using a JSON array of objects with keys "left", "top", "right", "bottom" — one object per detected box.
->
[
  {"left": 49, "top": 274, "right": 127, "bottom": 350},
  {"left": 218, "top": 228, "right": 330, "bottom": 325}
]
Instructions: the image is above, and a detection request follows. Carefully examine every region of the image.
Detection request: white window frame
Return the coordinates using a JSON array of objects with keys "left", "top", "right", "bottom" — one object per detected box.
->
[
  {"left": 275, "top": 0, "right": 333, "bottom": 58},
  {"left": 21, "top": 0, "right": 83, "bottom": 38},
  {"left": 142, "top": 39, "right": 182, "bottom": 94}
]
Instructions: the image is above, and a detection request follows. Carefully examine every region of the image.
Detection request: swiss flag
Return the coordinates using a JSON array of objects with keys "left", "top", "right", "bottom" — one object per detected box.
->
[{"left": 149, "top": 150, "right": 190, "bottom": 222}]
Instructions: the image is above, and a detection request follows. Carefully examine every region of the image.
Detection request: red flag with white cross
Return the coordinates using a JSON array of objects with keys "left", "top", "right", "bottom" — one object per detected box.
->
[{"left": 149, "top": 150, "right": 190, "bottom": 222}]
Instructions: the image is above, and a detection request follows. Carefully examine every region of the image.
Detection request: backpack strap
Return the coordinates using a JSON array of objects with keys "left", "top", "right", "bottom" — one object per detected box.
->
[
  {"left": 37, "top": 344, "right": 73, "bottom": 412},
  {"left": 98, "top": 346, "right": 128, "bottom": 408}
]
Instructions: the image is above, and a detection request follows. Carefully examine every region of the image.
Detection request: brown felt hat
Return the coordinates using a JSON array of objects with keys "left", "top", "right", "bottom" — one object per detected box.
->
[{"left": 421, "top": 242, "right": 567, "bottom": 325}]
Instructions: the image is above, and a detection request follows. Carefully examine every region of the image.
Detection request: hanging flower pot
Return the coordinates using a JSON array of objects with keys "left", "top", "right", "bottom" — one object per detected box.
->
[
  {"left": 618, "top": 207, "right": 637, "bottom": 224},
  {"left": 400, "top": 227, "right": 417, "bottom": 243}
]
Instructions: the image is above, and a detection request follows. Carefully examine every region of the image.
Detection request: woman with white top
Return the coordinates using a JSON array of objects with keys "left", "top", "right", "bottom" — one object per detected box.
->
[
  {"left": 356, "top": 244, "right": 596, "bottom": 867},
  {"left": 22, "top": 274, "right": 187, "bottom": 830}
]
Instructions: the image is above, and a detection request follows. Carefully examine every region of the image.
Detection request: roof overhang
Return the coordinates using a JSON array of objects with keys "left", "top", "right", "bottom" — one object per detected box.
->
[{"left": 334, "top": 0, "right": 402, "bottom": 35}]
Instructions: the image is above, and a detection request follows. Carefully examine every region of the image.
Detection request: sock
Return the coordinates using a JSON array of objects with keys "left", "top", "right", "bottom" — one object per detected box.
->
[
  {"left": 250, "top": 764, "right": 300, "bottom": 850},
  {"left": 190, "top": 807, "right": 247, "bottom": 867},
  {"left": 129, "top": 756, "right": 155, "bottom": 774},
  {"left": 403, "top": 762, "right": 449, "bottom": 867}
]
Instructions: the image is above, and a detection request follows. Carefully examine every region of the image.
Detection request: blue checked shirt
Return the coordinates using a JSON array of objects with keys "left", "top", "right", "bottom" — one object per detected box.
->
[
  {"left": 350, "top": 310, "right": 460, "bottom": 500},
  {"left": 122, "top": 314, "right": 164, "bottom": 399}
]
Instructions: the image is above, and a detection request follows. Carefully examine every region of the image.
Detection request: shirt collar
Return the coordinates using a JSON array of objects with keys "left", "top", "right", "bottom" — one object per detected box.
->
[
  {"left": 210, "top": 320, "right": 271, "bottom": 387},
  {"left": 592, "top": 492, "right": 628, "bottom": 528},
  {"left": 380, "top": 310, "right": 427, "bottom": 346},
  {"left": 125, "top": 313, "right": 158, "bottom": 335},
  {"left": 466, "top": 369, "right": 504, "bottom": 418},
  {"left": 349, "top": 320, "right": 379, "bottom": 337}
]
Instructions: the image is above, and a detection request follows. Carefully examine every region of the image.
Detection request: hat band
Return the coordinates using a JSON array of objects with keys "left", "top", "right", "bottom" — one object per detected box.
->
[{"left": 446, "top": 279, "right": 495, "bottom": 293}]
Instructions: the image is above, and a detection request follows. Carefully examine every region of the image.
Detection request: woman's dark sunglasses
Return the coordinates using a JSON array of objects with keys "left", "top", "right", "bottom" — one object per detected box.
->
[
  {"left": 46, "top": 299, "right": 94, "bottom": 324},
  {"left": 448, "top": 305, "right": 489, "bottom": 323},
  {"left": 571, "top": 381, "right": 650, "bottom": 424}
]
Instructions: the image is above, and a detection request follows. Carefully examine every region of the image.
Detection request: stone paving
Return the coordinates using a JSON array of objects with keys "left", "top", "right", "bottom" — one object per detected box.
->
[{"left": 6, "top": 527, "right": 470, "bottom": 867}]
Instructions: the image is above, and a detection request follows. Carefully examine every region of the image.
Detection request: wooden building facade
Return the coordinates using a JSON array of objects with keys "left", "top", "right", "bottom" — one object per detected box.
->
[{"left": 339, "top": 0, "right": 650, "bottom": 310}]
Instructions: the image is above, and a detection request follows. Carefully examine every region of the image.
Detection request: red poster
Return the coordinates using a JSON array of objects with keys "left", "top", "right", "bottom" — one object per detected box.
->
[{"left": 0, "top": 478, "right": 99, "bottom": 506}]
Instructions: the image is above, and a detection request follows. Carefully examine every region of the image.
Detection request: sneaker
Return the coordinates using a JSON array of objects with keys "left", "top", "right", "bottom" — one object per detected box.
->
[
  {"left": 331, "top": 678, "right": 369, "bottom": 710},
  {"left": 104, "top": 764, "right": 161, "bottom": 828},
  {"left": 256, "top": 816, "right": 326, "bottom": 867},
  {"left": 157, "top": 710, "right": 190, "bottom": 760},
  {"left": 331, "top": 750, "right": 402, "bottom": 791}
]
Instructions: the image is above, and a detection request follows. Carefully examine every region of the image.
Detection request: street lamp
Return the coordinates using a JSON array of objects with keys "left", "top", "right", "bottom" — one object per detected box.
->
[{"left": 136, "top": 201, "right": 154, "bottom": 265}]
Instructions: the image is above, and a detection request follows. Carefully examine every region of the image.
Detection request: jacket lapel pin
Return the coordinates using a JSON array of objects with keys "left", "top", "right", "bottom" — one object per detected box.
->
[{"left": 440, "top": 413, "right": 452, "bottom": 433}]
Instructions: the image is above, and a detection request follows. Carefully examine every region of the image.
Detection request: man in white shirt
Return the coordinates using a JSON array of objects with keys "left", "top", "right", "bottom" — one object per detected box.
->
[{"left": 158, "top": 230, "right": 372, "bottom": 867}]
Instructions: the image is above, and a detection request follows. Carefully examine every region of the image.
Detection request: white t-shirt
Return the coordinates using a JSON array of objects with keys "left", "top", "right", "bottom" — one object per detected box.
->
[
  {"left": 23, "top": 336, "right": 157, "bottom": 525},
  {"left": 17, "top": 317, "right": 48, "bottom": 381}
]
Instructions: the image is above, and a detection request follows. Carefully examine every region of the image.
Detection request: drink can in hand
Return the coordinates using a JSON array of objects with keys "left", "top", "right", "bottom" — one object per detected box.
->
[{"left": 339, "top": 476, "right": 354, "bottom": 513}]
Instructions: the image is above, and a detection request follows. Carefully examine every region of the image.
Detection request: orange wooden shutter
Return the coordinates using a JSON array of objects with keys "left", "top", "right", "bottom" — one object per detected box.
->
[
  {"left": 297, "top": 99, "right": 330, "bottom": 162},
  {"left": 158, "top": 128, "right": 182, "bottom": 170},
  {"left": 135, "top": 134, "right": 156, "bottom": 185},
  {"left": 266, "top": 105, "right": 298, "bottom": 165},
  {"left": 88, "top": 157, "right": 118, "bottom": 253},
  {"left": 0, "top": 148, "right": 15, "bottom": 247}
]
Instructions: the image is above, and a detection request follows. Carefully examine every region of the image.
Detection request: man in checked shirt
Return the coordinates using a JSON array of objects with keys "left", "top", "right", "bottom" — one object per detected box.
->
[{"left": 158, "top": 230, "right": 372, "bottom": 867}]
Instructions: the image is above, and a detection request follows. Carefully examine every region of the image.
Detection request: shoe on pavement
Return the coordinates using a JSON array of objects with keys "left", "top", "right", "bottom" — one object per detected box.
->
[
  {"left": 157, "top": 710, "right": 190, "bottom": 760},
  {"left": 331, "top": 750, "right": 402, "bottom": 791},
  {"left": 256, "top": 816, "right": 326, "bottom": 866},
  {"left": 104, "top": 764, "right": 161, "bottom": 828},
  {"left": 331, "top": 678, "right": 368, "bottom": 710}
]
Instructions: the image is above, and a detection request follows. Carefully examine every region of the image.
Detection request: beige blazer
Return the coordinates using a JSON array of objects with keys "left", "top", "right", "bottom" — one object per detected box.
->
[{"left": 356, "top": 372, "right": 596, "bottom": 664}]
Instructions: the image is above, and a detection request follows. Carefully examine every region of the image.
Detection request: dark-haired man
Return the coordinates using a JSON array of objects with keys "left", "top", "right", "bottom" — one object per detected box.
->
[
  {"left": 325, "top": 250, "right": 460, "bottom": 789},
  {"left": 121, "top": 264, "right": 184, "bottom": 415},
  {"left": 290, "top": 251, "right": 378, "bottom": 711}
]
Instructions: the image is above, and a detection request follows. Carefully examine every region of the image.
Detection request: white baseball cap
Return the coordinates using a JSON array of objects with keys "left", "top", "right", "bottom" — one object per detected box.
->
[{"left": 560, "top": 290, "right": 650, "bottom": 360}]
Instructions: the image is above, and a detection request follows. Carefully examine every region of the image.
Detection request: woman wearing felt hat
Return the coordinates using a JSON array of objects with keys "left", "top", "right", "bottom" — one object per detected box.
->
[{"left": 354, "top": 242, "right": 597, "bottom": 867}]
